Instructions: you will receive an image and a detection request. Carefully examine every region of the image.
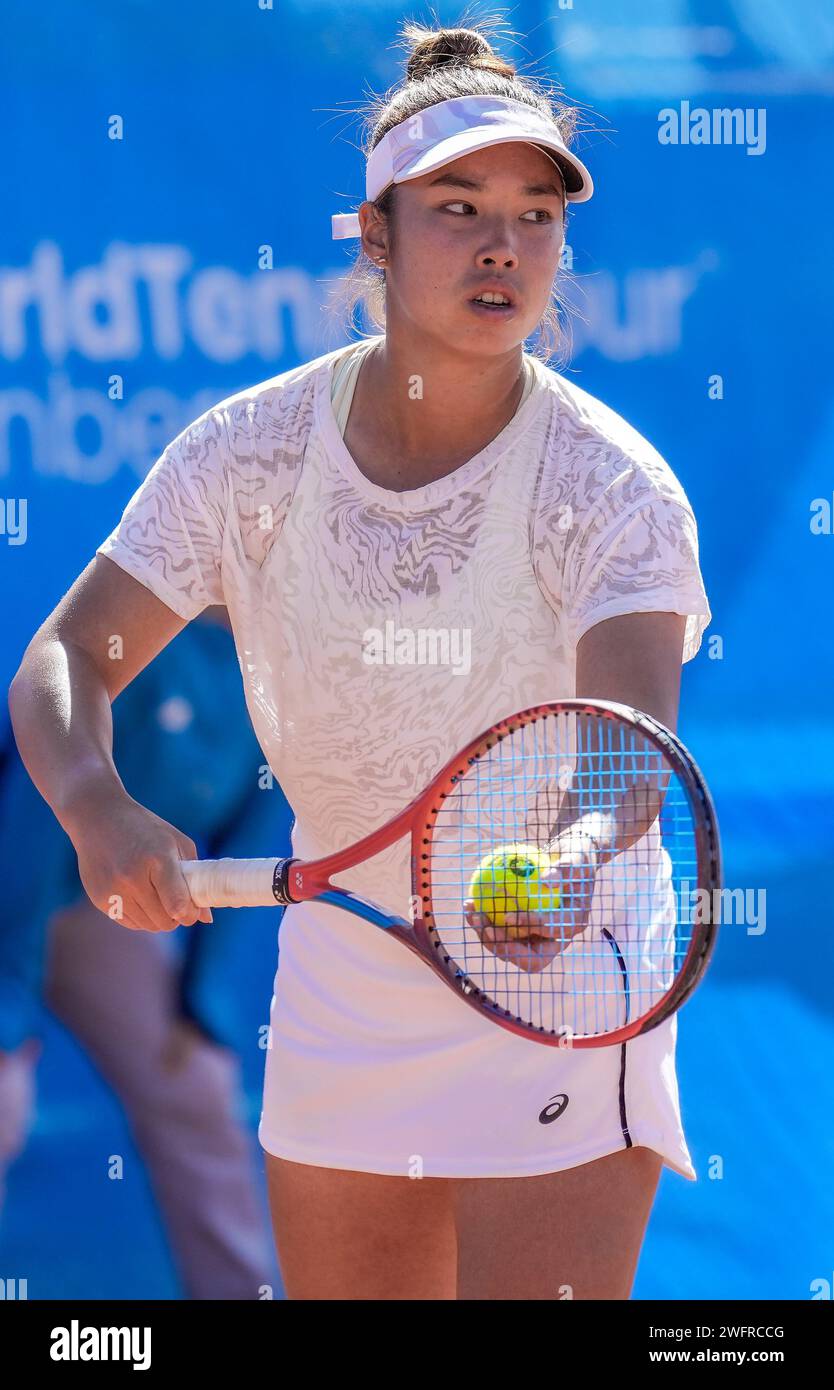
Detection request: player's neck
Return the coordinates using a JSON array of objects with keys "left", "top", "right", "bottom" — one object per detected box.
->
[{"left": 354, "top": 335, "right": 527, "bottom": 477}]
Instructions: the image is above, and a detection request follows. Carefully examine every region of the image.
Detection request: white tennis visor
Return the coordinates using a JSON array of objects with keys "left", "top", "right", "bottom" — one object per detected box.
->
[{"left": 332, "top": 94, "right": 593, "bottom": 239}]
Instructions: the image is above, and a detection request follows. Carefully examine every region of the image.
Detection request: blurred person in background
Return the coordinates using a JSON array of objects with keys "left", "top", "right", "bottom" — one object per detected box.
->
[{"left": 0, "top": 607, "right": 291, "bottom": 1299}]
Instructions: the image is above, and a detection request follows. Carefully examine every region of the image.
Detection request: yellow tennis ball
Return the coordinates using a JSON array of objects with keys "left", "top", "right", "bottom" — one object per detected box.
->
[{"left": 468, "top": 843, "right": 560, "bottom": 934}]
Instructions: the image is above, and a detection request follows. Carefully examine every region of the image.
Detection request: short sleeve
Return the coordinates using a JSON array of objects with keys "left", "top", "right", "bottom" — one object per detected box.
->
[
  {"left": 566, "top": 496, "right": 712, "bottom": 664},
  {"left": 96, "top": 408, "right": 229, "bottom": 621}
]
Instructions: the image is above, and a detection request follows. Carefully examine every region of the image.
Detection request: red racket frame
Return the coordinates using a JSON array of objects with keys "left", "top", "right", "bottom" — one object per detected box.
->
[{"left": 270, "top": 698, "right": 722, "bottom": 1049}]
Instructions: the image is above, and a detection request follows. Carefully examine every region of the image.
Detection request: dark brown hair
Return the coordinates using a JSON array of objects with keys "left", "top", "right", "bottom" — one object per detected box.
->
[{"left": 328, "top": 14, "right": 582, "bottom": 362}]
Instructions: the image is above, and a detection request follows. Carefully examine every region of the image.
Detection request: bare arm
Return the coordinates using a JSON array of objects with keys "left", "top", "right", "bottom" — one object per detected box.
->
[
  {"left": 547, "top": 610, "right": 686, "bottom": 863},
  {"left": 575, "top": 610, "right": 684, "bottom": 731},
  {"left": 465, "top": 611, "right": 688, "bottom": 968},
  {"left": 9, "top": 555, "right": 185, "bottom": 828},
  {"left": 8, "top": 554, "right": 210, "bottom": 930}
]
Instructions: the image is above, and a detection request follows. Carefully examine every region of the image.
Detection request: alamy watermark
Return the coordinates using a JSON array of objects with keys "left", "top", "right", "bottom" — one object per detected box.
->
[
  {"left": 362, "top": 622, "right": 471, "bottom": 677},
  {"left": 679, "top": 879, "right": 766, "bottom": 934},
  {"left": 1, "top": 498, "right": 27, "bottom": 544},
  {"left": 658, "top": 101, "right": 766, "bottom": 156}
]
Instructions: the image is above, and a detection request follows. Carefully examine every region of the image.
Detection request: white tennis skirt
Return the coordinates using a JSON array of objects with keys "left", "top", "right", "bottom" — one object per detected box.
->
[{"left": 257, "top": 898, "right": 696, "bottom": 1181}]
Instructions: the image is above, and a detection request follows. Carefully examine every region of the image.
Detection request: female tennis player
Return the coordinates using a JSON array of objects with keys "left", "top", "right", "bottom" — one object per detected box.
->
[{"left": 9, "top": 21, "right": 712, "bottom": 1299}]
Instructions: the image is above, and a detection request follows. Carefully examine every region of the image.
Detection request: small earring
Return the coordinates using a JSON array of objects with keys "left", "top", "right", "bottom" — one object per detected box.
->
[{"left": 376, "top": 256, "right": 387, "bottom": 267}]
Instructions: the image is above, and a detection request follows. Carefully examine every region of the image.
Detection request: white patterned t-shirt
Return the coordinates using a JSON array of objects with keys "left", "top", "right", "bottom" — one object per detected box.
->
[{"left": 96, "top": 337, "right": 711, "bottom": 1180}]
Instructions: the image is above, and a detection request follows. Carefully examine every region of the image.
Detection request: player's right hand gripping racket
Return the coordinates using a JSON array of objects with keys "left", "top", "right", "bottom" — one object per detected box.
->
[{"left": 181, "top": 699, "right": 721, "bottom": 1049}]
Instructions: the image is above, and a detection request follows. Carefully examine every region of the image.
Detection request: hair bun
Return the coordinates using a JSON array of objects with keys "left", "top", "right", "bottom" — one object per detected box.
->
[{"left": 404, "top": 25, "right": 515, "bottom": 82}]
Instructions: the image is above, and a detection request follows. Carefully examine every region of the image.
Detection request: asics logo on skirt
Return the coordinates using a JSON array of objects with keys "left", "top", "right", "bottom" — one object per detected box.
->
[{"left": 538, "top": 1093, "right": 570, "bottom": 1124}]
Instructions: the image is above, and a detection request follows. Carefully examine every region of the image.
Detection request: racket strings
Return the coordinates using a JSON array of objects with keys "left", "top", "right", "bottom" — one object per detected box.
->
[{"left": 425, "top": 711, "right": 698, "bottom": 1040}]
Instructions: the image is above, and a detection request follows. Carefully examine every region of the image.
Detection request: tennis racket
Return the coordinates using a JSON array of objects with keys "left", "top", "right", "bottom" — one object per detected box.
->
[{"left": 181, "top": 698, "right": 721, "bottom": 1049}]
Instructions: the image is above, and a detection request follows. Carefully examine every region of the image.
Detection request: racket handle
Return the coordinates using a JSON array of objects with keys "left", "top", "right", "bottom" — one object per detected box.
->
[{"left": 180, "top": 857, "right": 287, "bottom": 909}]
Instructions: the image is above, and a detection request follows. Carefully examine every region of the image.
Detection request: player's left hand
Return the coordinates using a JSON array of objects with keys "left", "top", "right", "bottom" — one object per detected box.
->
[{"left": 464, "top": 832, "right": 600, "bottom": 973}]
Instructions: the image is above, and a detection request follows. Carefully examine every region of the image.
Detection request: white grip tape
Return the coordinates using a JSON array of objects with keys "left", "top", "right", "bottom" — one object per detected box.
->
[{"left": 180, "top": 857, "right": 282, "bottom": 909}]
